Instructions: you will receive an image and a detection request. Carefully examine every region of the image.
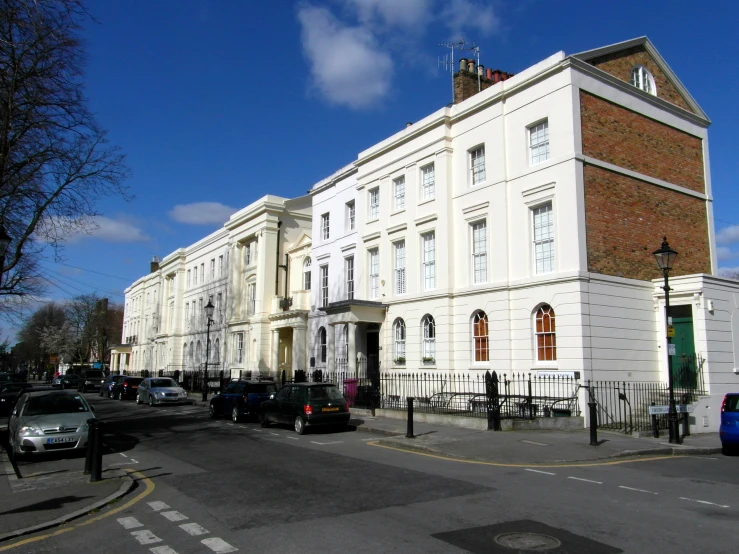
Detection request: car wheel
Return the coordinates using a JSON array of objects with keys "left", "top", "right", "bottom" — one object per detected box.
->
[
  {"left": 722, "top": 445, "right": 735, "bottom": 456},
  {"left": 148, "top": 395, "right": 154, "bottom": 407},
  {"left": 259, "top": 412, "right": 270, "bottom": 427},
  {"left": 136, "top": 394, "right": 141, "bottom": 405},
  {"left": 209, "top": 403, "right": 217, "bottom": 419},
  {"left": 294, "top": 415, "right": 306, "bottom": 435},
  {"left": 232, "top": 405, "right": 242, "bottom": 423}
]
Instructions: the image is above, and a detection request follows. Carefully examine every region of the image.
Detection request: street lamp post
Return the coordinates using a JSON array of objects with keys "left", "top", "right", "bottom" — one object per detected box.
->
[
  {"left": 653, "top": 237, "right": 681, "bottom": 444},
  {"left": 202, "top": 299, "right": 215, "bottom": 402},
  {"left": 0, "top": 224, "right": 12, "bottom": 288}
]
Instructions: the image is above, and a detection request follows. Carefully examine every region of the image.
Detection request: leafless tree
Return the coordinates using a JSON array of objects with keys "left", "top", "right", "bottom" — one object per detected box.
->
[
  {"left": 0, "top": 0, "right": 130, "bottom": 317},
  {"left": 719, "top": 269, "right": 739, "bottom": 281}
]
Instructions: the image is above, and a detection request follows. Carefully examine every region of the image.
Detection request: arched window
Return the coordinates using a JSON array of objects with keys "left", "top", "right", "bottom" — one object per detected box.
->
[
  {"left": 303, "top": 257, "right": 312, "bottom": 290},
  {"left": 182, "top": 343, "right": 187, "bottom": 367},
  {"left": 189, "top": 342, "right": 194, "bottom": 369},
  {"left": 472, "top": 311, "right": 489, "bottom": 362},
  {"left": 214, "top": 338, "right": 220, "bottom": 363},
  {"left": 196, "top": 341, "right": 202, "bottom": 365},
  {"left": 206, "top": 339, "right": 211, "bottom": 362},
  {"left": 394, "top": 318, "right": 406, "bottom": 363},
  {"left": 318, "top": 327, "right": 327, "bottom": 363},
  {"left": 630, "top": 65, "right": 656, "bottom": 95},
  {"left": 422, "top": 315, "right": 435, "bottom": 361},
  {"left": 535, "top": 304, "right": 556, "bottom": 361}
]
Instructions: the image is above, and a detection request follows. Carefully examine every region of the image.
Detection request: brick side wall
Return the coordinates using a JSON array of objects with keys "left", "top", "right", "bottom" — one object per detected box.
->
[
  {"left": 580, "top": 91, "right": 705, "bottom": 193},
  {"left": 584, "top": 165, "right": 711, "bottom": 280},
  {"left": 453, "top": 71, "right": 493, "bottom": 104},
  {"left": 588, "top": 46, "right": 693, "bottom": 113}
]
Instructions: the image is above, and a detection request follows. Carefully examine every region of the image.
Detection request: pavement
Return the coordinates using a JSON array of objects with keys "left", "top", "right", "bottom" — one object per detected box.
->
[{"left": 0, "top": 390, "right": 723, "bottom": 544}]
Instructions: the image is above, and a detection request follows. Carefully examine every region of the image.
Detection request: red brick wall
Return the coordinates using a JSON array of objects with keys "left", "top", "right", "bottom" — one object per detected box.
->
[
  {"left": 588, "top": 46, "right": 693, "bottom": 113},
  {"left": 584, "top": 165, "right": 711, "bottom": 280},
  {"left": 454, "top": 71, "right": 493, "bottom": 104},
  {"left": 580, "top": 92, "right": 705, "bottom": 193}
]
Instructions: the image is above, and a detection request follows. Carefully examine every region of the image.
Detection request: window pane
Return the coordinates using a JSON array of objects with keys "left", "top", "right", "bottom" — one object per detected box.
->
[
  {"left": 533, "top": 203, "right": 554, "bottom": 274},
  {"left": 422, "top": 164, "right": 435, "bottom": 200}
]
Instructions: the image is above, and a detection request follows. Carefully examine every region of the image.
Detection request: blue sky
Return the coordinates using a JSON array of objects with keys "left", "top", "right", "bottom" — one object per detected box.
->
[{"left": 13, "top": 0, "right": 739, "bottom": 340}]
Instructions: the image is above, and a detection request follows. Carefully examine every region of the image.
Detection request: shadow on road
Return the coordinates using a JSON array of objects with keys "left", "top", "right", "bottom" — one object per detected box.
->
[{"left": 0, "top": 495, "right": 95, "bottom": 515}]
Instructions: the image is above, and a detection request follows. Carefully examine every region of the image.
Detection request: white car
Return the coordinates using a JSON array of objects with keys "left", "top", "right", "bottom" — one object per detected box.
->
[{"left": 136, "top": 377, "right": 189, "bottom": 406}]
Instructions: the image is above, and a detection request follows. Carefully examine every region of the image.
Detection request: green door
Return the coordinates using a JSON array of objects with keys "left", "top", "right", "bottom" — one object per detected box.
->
[{"left": 670, "top": 305, "right": 696, "bottom": 389}]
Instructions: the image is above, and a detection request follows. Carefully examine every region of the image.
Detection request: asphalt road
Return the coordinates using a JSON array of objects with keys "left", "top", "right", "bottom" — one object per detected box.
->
[{"left": 3, "top": 393, "right": 738, "bottom": 553}]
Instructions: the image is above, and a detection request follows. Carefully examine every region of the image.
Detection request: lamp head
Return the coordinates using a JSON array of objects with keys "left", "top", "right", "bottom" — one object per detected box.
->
[
  {"left": 653, "top": 237, "right": 678, "bottom": 272},
  {"left": 204, "top": 299, "right": 215, "bottom": 320}
]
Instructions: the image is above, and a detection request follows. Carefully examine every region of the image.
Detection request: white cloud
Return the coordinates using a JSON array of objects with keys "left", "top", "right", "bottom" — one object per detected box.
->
[
  {"left": 89, "top": 216, "right": 150, "bottom": 242},
  {"left": 716, "top": 225, "right": 739, "bottom": 245},
  {"left": 441, "top": 0, "right": 501, "bottom": 38},
  {"left": 716, "top": 246, "right": 734, "bottom": 261},
  {"left": 298, "top": 5, "right": 393, "bottom": 109},
  {"left": 346, "top": 0, "right": 432, "bottom": 27},
  {"left": 168, "top": 202, "right": 237, "bottom": 225},
  {"left": 38, "top": 216, "right": 149, "bottom": 244}
]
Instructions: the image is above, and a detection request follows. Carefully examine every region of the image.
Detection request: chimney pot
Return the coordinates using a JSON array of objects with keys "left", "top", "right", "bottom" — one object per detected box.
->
[
  {"left": 477, "top": 64, "right": 484, "bottom": 76},
  {"left": 493, "top": 69, "right": 501, "bottom": 83},
  {"left": 485, "top": 67, "right": 493, "bottom": 80},
  {"left": 467, "top": 60, "right": 475, "bottom": 73},
  {"left": 459, "top": 58, "right": 468, "bottom": 72},
  {"left": 406, "top": 122, "right": 412, "bottom": 128}
]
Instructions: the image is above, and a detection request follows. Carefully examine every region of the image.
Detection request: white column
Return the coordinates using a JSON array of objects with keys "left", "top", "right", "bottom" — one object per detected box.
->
[
  {"left": 271, "top": 329, "right": 280, "bottom": 378},
  {"left": 292, "top": 326, "right": 306, "bottom": 373},
  {"left": 347, "top": 323, "right": 357, "bottom": 374},
  {"left": 327, "top": 325, "right": 335, "bottom": 374}
]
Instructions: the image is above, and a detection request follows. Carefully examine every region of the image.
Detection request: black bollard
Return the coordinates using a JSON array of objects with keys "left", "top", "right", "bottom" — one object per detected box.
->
[
  {"left": 682, "top": 411, "right": 690, "bottom": 438},
  {"left": 406, "top": 397, "right": 415, "bottom": 439},
  {"left": 651, "top": 402, "right": 659, "bottom": 439},
  {"left": 90, "top": 420, "right": 105, "bottom": 483},
  {"left": 588, "top": 401, "right": 598, "bottom": 446},
  {"left": 83, "top": 418, "right": 97, "bottom": 475}
]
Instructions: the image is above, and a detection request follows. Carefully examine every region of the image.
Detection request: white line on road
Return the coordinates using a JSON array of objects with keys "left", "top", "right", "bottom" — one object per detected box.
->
[
  {"left": 131, "top": 530, "right": 163, "bottom": 545},
  {"left": 161, "top": 510, "right": 189, "bottom": 522},
  {"left": 361, "top": 437, "right": 383, "bottom": 441},
  {"left": 310, "top": 441, "right": 344, "bottom": 445},
  {"left": 525, "top": 469, "right": 556, "bottom": 475},
  {"left": 680, "top": 497, "right": 729, "bottom": 508},
  {"left": 568, "top": 477, "right": 603, "bottom": 484},
  {"left": 150, "top": 547, "right": 178, "bottom": 554},
  {"left": 117, "top": 517, "right": 143, "bottom": 529},
  {"left": 148, "top": 501, "right": 170, "bottom": 511},
  {"left": 619, "top": 486, "right": 658, "bottom": 495},
  {"left": 521, "top": 440, "right": 549, "bottom": 446},
  {"left": 201, "top": 537, "right": 238, "bottom": 553},
  {"left": 119, "top": 453, "right": 128, "bottom": 458},
  {"left": 180, "top": 522, "right": 210, "bottom": 536},
  {"left": 269, "top": 432, "right": 279, "bottom": 436},
  {"left": 286, "top": 436, "right": 299, "bottom": 440}
]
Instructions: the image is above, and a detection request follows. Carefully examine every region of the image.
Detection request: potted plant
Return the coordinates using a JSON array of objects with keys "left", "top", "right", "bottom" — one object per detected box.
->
[
  {"left": 422, "top": 357, "right": 435, "bottom": 364},
  {"left": 394, "top": 357, "right": 406, "bottom": 365}
]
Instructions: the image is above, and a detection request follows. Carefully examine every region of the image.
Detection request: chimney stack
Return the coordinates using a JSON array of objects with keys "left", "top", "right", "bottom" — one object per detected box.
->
[
  {"left": 453, "top": 59, "right": 514, "bottom": 104},
  {"left": 150, "top": 256, "right": 161, "bottom": 273}
]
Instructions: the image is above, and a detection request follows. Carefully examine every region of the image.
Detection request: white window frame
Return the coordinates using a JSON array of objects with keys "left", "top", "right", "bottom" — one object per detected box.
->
[
  {"left": 185, "top": 302, "right": 190, "bottom": 330},
  {"left": 193, "top": 267, "right": 197, "bottom": 286},
  {"left": 529, "top": 120, "right": 550, "bottom": 165},
  {"left": 218, "top": 255, "right": 223, "bottom": 276},
  {"left": 422, "top": 315, "right": 436, "bottom": 360},
  {"left": 245, "top": 243, "right": 251, "bottom": 266},
  {"left": 210, "top": 258, "right": 215, "bottom": 279},
  {"left": 470, "top": 145, "right": 486, "bottom": 185},
  {"left": 369, "top": 188, "right": 379, "bottom": 221},
  {"left": 394, "top": 240, "right": 406, "bottom": 295},
  {"left": 187, "top": 269, "right": 191, "bottom": 287},
  {"left": 321, "top": 213, "right": 330, "bottom": 241},
  {"left": 393, "top": 175, "right": 405, "bottom": 211},
  {"left": 318, "top": 327, "right": 327, "bottom": 363},
  {"left": 234, "top": 333, "right": 244, "bottom": 364},
  {"left": 369, "top": 248, "right": 379, "bottom": 300},
  {"left": 532, "top": 202, "right": 555, "bottom": 274},
  {"left": 247, "top": 282, "right": 256, "bottom": 316},
  {"left": 346, "top": 201, "right": 355, "bottom": 231},
  {"left": 421, "top": 163, "right": 435, "bottom": 201},
  {"left": 535, "top": 304, "right": 557, "bottom": 362},
  {"left": 394, "top": 319, "right": 406, "bottom": 363},
  {"left": 200, "top": 264, "right": 204, "bottom": 283},
  {"left": 422, "top": 231, "right": 435, "bottom": 291},
  {"left": 303, "top": 257, "right": 312, "bottom": 290},
  {"left": 217, "top": 292, "right": 223, "bottom": 323},
  {"left": 630, "top": 65, "right": 656, "bottom": 95},
  {"left": 345, "top": 256, "right": 354, "bottom": 300},
  {"left": 471, "top": 220, "right": 487, "bottom": 284},
  {"left": 472, "top": 311, "right": 489, "bottom": 363},
  {"left": 320, "top": 265, "right": 329, "bottom": 308}
]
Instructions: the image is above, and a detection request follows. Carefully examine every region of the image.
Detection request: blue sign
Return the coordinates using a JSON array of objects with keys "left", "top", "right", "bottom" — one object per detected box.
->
[{"left": 93, "top": 362, "right": 103, "bottom": 369}]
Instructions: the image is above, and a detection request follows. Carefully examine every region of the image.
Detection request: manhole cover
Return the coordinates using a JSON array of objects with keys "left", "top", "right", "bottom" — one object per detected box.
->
[{"left": 495, "top": 532, "right": 562, "bottom": 551}]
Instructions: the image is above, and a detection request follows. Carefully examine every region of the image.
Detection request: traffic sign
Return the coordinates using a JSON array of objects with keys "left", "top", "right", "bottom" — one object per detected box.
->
[{"left": 648, "top": 404, "right": 694, "bottom": 415}]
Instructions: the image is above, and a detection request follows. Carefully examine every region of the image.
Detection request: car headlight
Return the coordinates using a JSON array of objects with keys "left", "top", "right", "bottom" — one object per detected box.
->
[
  {"left": 155, "top": 391, "right": 164, "bottom": 397},
  {"left": 79, "top": 421, "right": 89, "bottom": 433},
  {"left": 19, "top": 425, "right": 43, "bottom": 437},
  {"left": 179, "top": 389, "right": 187, "bottom": 396},
  {"left": 85, "top": 381, "right": 91, "bottom": 385}
]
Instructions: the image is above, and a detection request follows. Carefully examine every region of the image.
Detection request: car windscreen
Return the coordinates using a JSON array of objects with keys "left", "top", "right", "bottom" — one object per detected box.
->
[
  {"left": 84, "top": 372, "right": 104, "bottom": 379},
  {"left": 25, "top": 394, "right": 90, "bottom": 416},
  {"left": 124, "top": 378, "right": 144, "bottom": 385},
  {"left": 151, "top": 379, "right": 178, "bottom": 388},
  {"left": 725, "top": 395, "right": 739, "bottom": 412},
  {"left": 307, "top": 385, "right": 344, "bottom": 401},
  {"left": 250, "top": 383, "right": 277, "bottom": 394}
]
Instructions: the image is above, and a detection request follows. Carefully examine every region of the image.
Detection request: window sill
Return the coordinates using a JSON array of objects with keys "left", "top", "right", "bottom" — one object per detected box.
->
[
  {"left": 470, "top": 180, "right": 488, "bottom": 188},
  {"left": 391, "top": 209, "right": 406, "bottom": 216},
  {"left": 367, "top": 218, "right": 380, "bottom": 224},
  {"left": 418, "top": 197, "right": 435, "bottom": 207}
]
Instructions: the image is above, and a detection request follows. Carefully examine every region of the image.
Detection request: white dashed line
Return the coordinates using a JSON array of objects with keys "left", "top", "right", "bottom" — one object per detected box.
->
[
  {"left": 619, "top": 486, "right": 658, "bottom": 495},
  {"left": 148, "top": 501, "right": 171, "bottom": 511},
  {"left": 131, "top": 530, "right": 163, "bottom": 545},
  {"left": 521, "top": 440, "right": 549, "bottom": 446},
  {"left": 361, "top": 437, "right": 382, "bottom": 441},
  {"left": 150, "top": 547, "right": 178, "bottom": 554},
  {"left": 201, "top": 537, "right": 238, "bottom": 553},
  {"left": 269, "top": 432, "right": 279, "bottom": 436},
  {"left": 568, "top": 477, "right": 603, "bottom": 484},
  {"left": 180, "top": 522, "right": 210, "bottom": 536},
  {"left": 525, "top": 469, "right": 556, "bottom": 475},
  {"left": 161, "top": 510, "right": 189, "bottom": 522},
  {"left": 286, "top": 436, "right": 299, "bottom": 440},
  {"left": 680, "top": 497, "right": 729, "bottom": 508},
  {"left": 119, "top": 453, "right": 128, "bottom": 458},
  {"left": 310, "top": 441, "right": 344, "bottom": 445},
  {"left": 117, "top": 517, "right": 143, "bottom": 529}
]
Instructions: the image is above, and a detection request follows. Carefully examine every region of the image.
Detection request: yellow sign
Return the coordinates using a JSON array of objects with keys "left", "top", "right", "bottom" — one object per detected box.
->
[{"left": 667, "top": 326, "right": 675, "bottom": 338}]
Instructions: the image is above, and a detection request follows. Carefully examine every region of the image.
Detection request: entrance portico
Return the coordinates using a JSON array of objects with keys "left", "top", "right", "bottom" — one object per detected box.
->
[
  {"left": 320, "top": 300, "right": 385, "bottom": 374},
  {"left": 268, "top": 310, "right": 308, "bottom": 381}
]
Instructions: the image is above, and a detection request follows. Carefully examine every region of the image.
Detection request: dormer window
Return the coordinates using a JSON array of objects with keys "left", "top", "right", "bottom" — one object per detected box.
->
[{"left": 630, "top": 65, "right": 656, "bottom": 95}]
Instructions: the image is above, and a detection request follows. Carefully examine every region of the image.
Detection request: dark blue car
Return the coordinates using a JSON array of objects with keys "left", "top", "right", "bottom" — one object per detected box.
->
[
  {"left": 720, "top": 393, "right": 739, "bottom": 454},
  {"left": 209, "top": 380, "right": 277, "bottom": 422}
]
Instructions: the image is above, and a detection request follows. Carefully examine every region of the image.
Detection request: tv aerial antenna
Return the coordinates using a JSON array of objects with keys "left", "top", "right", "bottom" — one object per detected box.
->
[
  {"left": 463, "top": 41, "right": 482, "bottom": 92},
  {"left": 438, "top": 39, "right": 465, "bottom": 103}
]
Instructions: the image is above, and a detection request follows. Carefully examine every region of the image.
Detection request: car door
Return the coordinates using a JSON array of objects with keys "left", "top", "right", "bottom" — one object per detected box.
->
[
  {"left": 280, "top": 386, "right": 302, "bottom": 423},
  {"left": 8, "top": 394, "right": 28, "bottom": 447},
  {"left": 269, "top": 386, "right": 290, "bottom": 423},
  {"left": 215, "top": 381, "right": 238, "bottom": 415},
  {"left": 139, "top": 379, "right": 149, "bottom": 402}
]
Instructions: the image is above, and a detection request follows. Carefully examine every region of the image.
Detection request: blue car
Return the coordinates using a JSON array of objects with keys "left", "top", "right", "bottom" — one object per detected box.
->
[
  {"left": 209, "top": 379, "right": 277, "bottom": 422},
  {"left": 720, "top": 393, "right": 739, "bottom": 454}
]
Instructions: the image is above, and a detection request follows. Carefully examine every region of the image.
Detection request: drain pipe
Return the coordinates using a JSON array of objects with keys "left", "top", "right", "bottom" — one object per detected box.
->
[{"left": 275, "top": 221, "right": 282, "bottom": 295}]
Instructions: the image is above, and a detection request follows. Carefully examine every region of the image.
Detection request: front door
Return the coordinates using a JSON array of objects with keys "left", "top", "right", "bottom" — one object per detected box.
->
[
  {"left": 366, "top": 330, "right": 380, "bottom": 386},
  {"left": 670, "top": 305, "right": 696, "bottom": 389}
]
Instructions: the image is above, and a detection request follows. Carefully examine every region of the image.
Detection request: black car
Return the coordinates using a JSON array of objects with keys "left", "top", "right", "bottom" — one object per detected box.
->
[
  {"left": 258, "top": 382, "right": 350, "bottom": 434},
  {"left": 100, "top": 374, "right": 123, "bottom": 397},
  {"left": 209, "top": 380, "right": 278, "bottom": 422},
  {"left": 0, "top": 382, "right": 35, "bottom": 417},
  {"left": 110, "top": 376, "right": 144, "bottom": 400},
  {"left": 78, "top": 370, "right": 106, "bottom": 393},
  {"left": 52, "top": 374, "right": 81, "bottom": 389}
]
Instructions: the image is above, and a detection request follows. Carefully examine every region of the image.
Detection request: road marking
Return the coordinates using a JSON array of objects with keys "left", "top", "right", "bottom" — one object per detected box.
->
[
  {"left": 161, "top": 510, "right": 188, "bottom": 522},
  {"left": 180, "top": 522, "right": 210, "bottom": 536},
  {"left": 286, "top": 436, "right": 299, "bottom": 440},
  {"left": 361, "top": 437, "right": 383, "bottom": 441},
  {"left": 201, "top": 537, "right": 238, "bottom": 553},
  {"left": 521, "top": 440, "right": 549, "bottom": 446},
  {"left": 120, "top": 453, "right": 129, "bottom": 458},
  {"left": 619, "top": 486, "right": 658, "bottom": 494},
  {"left": 131, "top": 530, "right": 163, "bottom": 545},
  {"left": 568, "top": 476, "right": 602, "bottom": 484},
  {"left": 269, "top": 432, "right": 279, "bottom": 436},
  {"left": 525, "top": 469, "right": 556, "bottom": 475},
  {"left": 148, "top": 501, "right": 170, "bottom": 511},
  {"left": 117, "top": 517, "right": 143, "bottom": 529},
  {"left": 150, "top": 547, "right": 178, "bottom": 554},
  {"left": 310, "top": 441, "right": 344, "bottom": 445},
  {"left": 680, "top": 497, "right": 729, "bottom": 508}
]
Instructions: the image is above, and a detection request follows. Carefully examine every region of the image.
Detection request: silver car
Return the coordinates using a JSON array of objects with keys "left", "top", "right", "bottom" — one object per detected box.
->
[
  {"left": 136, "top": 377, "right": 189, "bottom": 406},
  {"left": 8, "top": 390, "right": 95, "bottom": 456}
]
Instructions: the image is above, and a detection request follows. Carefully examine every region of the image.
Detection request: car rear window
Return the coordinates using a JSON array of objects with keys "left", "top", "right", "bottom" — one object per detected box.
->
[
  {"left": 151, "top": 379, "right": 177, "bottom": 388},
  {"left": 725, "top": 395, "right": 739, "bottom": 412},
  {"left": 125, "top": 378, "right": 144, "bottom": 385},
  {"left": 307, "top": 385, "right": 344, "bottom": 401},
  {"left": 85, "top": 371, "right": 105, "bottom": 379},
  {"left": 25, "top": 394, "right": 90, "bottom": 416},
  {"left": 250, "top": 383, "right": 277, "bottom": 394}
]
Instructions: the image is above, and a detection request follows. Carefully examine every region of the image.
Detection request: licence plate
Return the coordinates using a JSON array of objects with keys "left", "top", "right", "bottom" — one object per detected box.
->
[
  {"left": 322, "top": 406, "right": 339, "bottom": 412},
  {"left": 47, "top": 436, "right": 77, "bottom": 444},
  {"left": 132, "top": 386, "right": 138, "bottom": 389}
]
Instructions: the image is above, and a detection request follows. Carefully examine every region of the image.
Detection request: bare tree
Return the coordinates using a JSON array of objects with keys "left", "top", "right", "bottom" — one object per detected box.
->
[
  {"left": 0, "top": 0, "right": 130, "bottom": 317},
  {"left": 720, "top": 269, "right": 739, "bottom": 281}
]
